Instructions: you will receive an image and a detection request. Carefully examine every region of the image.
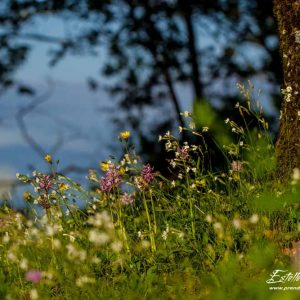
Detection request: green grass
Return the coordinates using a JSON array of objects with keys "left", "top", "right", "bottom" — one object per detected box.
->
[{"left": 1, "top": 86, "right": 300, "bottom": 299}]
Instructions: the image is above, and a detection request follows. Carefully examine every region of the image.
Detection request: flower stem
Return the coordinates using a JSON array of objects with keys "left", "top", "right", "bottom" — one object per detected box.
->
[
  {"left": 149, "top": 189, "right": 157, "bottom": 234},
  {"left": 117, "top": 196, "right": 131, "bottom": 257},
  {"left": 143, "top": 192, "right": 156, "bottom": 252}
]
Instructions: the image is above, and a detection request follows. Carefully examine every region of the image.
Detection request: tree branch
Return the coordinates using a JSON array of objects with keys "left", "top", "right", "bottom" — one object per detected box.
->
[{"left": 15, "top": 82, "right": 54, "bottom": 158}]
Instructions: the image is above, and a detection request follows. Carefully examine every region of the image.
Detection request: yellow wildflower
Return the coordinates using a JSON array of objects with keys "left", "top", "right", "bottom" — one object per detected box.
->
[
  {"left": 196, "top": 179, "right": 206, "bottom": 187},
  {"left": 59, "top": 182, "right": 70, "bottom": 192},
  {"left": 119, "top": 167, "right": 125, "bottom": 175},
  {"left": 23, "top": 191, "right": 32, "bottom": 201},
  {"left": 100, "top": 162, "right": 109, "bottom": 172},
  {"left": 119, "top": 131, "right": 130, "bottom": 140},
  {"left": 44, "top": 154, "right": 52, "bottom": 164}
]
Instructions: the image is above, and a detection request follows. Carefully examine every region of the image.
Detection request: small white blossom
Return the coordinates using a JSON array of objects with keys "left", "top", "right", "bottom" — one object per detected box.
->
[
  {"left": 20, "top": 258, "right": 28, "bottom": 270},
  {"left": 189, "top": 122, "right": 196, "bottom": 129},
  {"left": 181, "top": 111, "right": 190, "bottom": 117},
  {"left": 138, "top": 231, "right": 143, "bottom": 240},
  {"left": 111, "top": 240, "right": 123, "bottom": 253},
  {"left": 162, "top": 224, "right": 169, "bottom": 240},
  {"left": 292, "top": 168, "right": 300, "bottom": 184},
  {"left": 213, "top": 222, "right": 222, "bottom": 231},
  {"left": 3, "top": 232, "right": 10, "bottom": 243},
  {"left": 89, "top": 229, "right": 110, "bottom": 246},
  {"left": 295, "top": 31, "right": 300, "bottom": 43},
  {"left": 205, "top": 215, "right": 212, "bottom": 223},
  {"left": 249, "top": 214, "right": 259, "bottom": 224},
  {"left": 286, "top": 86, "right": 292, "bottom": 93},
  {"left": 286, "top": 94, "right": 292, "bottom": 102},
  {"left": 233, "top": 219, "right": 241, "bottom": 229},
  {"left": 29, "top": 289, "right": 38, "bottom": 300},
  {"left": 170, "top": 160, "right": 176, "bottom": 168},
  {"left": 76, "top": 276, "right": 95, "bottom": 287},
  {"left": 52, "top": 239, "right": 61, "bottom": 249}
]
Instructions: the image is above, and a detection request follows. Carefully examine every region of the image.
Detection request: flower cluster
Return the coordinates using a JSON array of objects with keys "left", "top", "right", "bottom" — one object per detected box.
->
[
  {"left": 176, "top": 146, "right": 189, "bottom": 160},
  {"left": 141, "top": 164, "right": 155, "bottom": 184},
  {"left": 37, "top": 175, "right": 53, "bottom": 193},
  {"left": 231, "top": 160, "right": 243, "bottom": 172},
  {"left": 135, "top": 164, "right": 155, "bottom": 190},
  {"left": 281, "top": 86, "right": 293, "bottom": 103},
  {"left": 99, "top": 165, "right": 122, "bottom": 192},
  {"left": 120, "top": 193, "right": 134, "bottom": 205},
  {"left": 25, "top": 270, "right": 42, "bottom": 283}
]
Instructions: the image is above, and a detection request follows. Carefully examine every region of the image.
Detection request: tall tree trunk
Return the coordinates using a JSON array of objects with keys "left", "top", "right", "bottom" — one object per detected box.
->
[
  {"left": 163, "top": 67, "right": 185, "bottom": 130},
  {"left": 181, "top": 1, "right": 203, "bottom": 101},
  {"left": 274, "top": 0, "right": 300, "bottom": 177}
]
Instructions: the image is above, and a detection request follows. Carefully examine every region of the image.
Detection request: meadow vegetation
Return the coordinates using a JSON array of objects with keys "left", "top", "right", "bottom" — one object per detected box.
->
[{"left": 1, "top": 84, "right": 300, "bottom": 299}]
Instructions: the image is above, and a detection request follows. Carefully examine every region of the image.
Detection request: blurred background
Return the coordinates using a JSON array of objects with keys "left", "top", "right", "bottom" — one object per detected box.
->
[{"left": 0, "top": 0, "right": 281, "bottom": 206}]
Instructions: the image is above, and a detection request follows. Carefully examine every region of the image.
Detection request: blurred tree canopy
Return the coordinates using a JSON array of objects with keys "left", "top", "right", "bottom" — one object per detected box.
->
[{"left": 0, "top": 0, "right": 282, "bottom": 168}]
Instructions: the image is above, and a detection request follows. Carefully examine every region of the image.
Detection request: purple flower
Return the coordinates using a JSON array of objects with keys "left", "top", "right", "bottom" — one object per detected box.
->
[
  {"left": 25, "top": 270, "right": 42, "bottom": 283},
  {"left": 135, "top": 164, "right": 155, "bottom": 190},
  {"left": 176, "top": 147, "right": 189, "bottom": 160},
  {"left": 120, "top": 193, "right": 134, "bottom": 205},
  {"left": 231, "top": 160, "right": 243, "bottom": 172},
  {"left": 38, "top": 175, "right": 53, "bottom": 192},
  {"left": 99, "top": 165, "right": 122, "bottom": 192},
  {"left": 141, "top": 164, "right": 155, "bottom": 184}
]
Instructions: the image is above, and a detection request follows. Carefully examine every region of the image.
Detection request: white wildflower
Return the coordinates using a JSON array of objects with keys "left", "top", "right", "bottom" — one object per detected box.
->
[
  {"left": 181, "top": 111, "right": 190, "bottom": 117},
  {"left": 29, "top": 289, "right": 38, "bottom": 300},
  {"left": 52, "top": 239, "right": 61, "bottom": 249},
  {"left": 189, "top": 122, "right": 196, "bottom": 129},
  {"left": 292, "top": 168, "right": 300, "bottom": 184},
  {"left": 232, "top": 218, "right": 241, "bottom": 229},
  {"left": 162, "top": 224, "right": 169, "bottom": 240},
  {"left": 76, "top": 276, "right": 95, "bottom": 287},
  {"left": 3, "top": 232, "right": 10, "bottom": 243},
  {"left": 89, "top": 230, "right": 109, "bottom": 246},
  {"left": 205, "top": 215, "right": 212, "bottom": 223},
  {"left": 111, "top": 241, "right": 123, "bottom": 253},
  {"left": 249, "top": 214, "right": 259, "bottom": 224},
  {"left": 213, "top": 222, "right": 222, "bottom": 231},
  {"left": 20, "top": 258, "right": 28, "bottom": 270}
]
